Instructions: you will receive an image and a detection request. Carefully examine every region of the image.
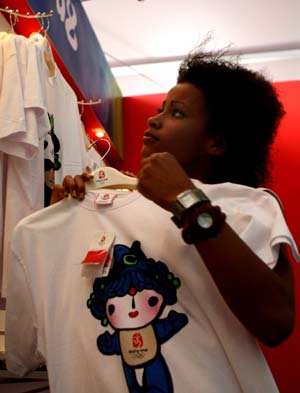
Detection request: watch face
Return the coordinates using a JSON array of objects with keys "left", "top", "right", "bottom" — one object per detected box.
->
[
  {"left": 197, "top": 212, "right": 213, "bottom": 229},
  {"left": 178, "top": 189, "right": 209, "bottom": 209},
  {"left": 180, "top": 192, "right": 199, "bottom": 208}
]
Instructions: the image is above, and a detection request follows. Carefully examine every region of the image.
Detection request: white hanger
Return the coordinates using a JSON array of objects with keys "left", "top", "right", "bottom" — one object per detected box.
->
[
  {"left": 86, "top": 167, "right": 137, "bottom": 191},
  {"left": 85, "top": 139, "right": 137, "bottom": 191},
  {"left": 9, "top": 10, "right": 18, "bottom": 33}
]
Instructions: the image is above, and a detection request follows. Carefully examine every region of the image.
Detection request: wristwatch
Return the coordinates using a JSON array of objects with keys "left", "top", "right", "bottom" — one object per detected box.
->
[
  {"left": 170, "top": 188, "right": 226, "bottom": 243},
  {"left": 170, "top": 188, "right": 210, "bottom": 228},
  {"left": 181, "top": 204, "right": 226, "bottom": 244}
]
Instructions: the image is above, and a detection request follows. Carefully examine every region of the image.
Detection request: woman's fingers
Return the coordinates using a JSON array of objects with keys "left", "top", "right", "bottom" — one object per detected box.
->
[
  {"left": 50, "top": 172, "right": 93, "bottom": 205},
  {"left": 50, "top": 184, "right": 65, "bottom": 205},
  {"left": 63, "top": 172, "right": 93, "bottom": 200},
  {"left": 74, "top": 174, "right": 89, "bottom": 200},
  {"left": 137, "top": 153, "right": 194, "bottom": 211},
  {"left": 62, "top": 175, "right": 77, "bottom": 198}
]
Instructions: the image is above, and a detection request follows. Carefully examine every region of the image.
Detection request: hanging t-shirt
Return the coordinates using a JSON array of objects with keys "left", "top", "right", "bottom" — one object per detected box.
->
[
  {"left": 0, "top": 33, "right": 50, "bottom": 297},
  {"left": 32, "top": 37, "right": 88, "bottom": 185},
  {"left": 0, "top": 33, "right": 50, "bottom": 157},
  {"left": 5, "top": 181, "right": 299, "bottom": 393},
  {"left": 0, "top": 152, "right": 7, "bottom": 291}
]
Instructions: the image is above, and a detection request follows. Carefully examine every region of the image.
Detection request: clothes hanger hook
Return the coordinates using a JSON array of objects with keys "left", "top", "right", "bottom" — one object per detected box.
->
[
  {"left": 9, "top": 11, "right": 18, "bottom": 33},
  {"left": 79, "top": 101, "right": 84, "bottom": 117},
  {"left": 38, "top": 16, "right": 45, "bottom": 34},
  {"left": 44, "top": 15, "right": 51, "bottom": 35},
  {"left": 101, "top": 139, "right": 111, "bottom": 162},
  {"left": 87, "top": 138, "right": 111, "bottom": 165}
]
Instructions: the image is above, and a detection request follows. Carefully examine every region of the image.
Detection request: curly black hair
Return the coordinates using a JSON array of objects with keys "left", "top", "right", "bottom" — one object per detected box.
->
[{"left": 177, "top": 50, "right": 285, "bottom": 187}]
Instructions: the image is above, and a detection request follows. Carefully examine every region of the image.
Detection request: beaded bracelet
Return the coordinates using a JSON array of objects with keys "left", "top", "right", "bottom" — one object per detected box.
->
[{"left": 181, "top": 202, "right": 226, "bottom": 244}]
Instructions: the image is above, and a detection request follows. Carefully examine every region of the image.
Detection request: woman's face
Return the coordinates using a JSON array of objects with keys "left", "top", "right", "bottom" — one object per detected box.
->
[{"left": 142, "top": 82, "right": 214, "bottom": 174}]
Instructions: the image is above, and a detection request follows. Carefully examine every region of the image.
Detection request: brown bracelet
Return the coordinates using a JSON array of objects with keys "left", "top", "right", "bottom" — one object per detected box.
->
[{"left": 181, "top": 202, "right": 226, "bottom": 244}]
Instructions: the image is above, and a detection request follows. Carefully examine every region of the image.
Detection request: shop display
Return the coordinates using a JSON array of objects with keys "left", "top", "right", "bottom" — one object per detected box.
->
[{"left": 0, "top": 28, "right": 88, "bottom": 298}]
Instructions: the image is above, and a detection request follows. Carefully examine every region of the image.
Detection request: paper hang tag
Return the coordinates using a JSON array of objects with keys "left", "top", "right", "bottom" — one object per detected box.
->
[
  {"left": 81, "top": 231, "right": 115, "bottom": 278},
  {"left": 102, "top": 247, "right": 114, "bottom": 277},
  {"left": 94, "top": 192, "right": 117, "bottom": 205}
]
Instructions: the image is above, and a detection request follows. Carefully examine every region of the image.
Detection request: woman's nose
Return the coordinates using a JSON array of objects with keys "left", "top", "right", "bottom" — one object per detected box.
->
[{"left": 147, "top": 113, "right": 161, "bottom": 128}]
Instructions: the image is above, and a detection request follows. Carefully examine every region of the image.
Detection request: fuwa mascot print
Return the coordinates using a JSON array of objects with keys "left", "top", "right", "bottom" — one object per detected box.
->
[{"left": 87, "top": 241, "right": 188, "bottom": 393}]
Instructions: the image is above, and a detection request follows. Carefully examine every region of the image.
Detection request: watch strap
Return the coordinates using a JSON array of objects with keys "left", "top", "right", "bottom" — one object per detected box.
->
[
  {"left": 171, "top": 200, "right": 208, "bottom": 228},
  {"left": 171, "top": 188, "right": 210, "bottom": 228}
]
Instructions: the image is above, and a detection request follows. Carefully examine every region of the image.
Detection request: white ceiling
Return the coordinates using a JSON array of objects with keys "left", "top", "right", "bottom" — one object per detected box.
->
[{"left": 84, "top": 0, "right": 300, "bottom": 96}]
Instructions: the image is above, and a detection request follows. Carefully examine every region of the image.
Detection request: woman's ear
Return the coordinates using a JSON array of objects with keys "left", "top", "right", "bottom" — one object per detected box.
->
[{"left": 207, "top": 135, "right": 226, "bottom": 156}]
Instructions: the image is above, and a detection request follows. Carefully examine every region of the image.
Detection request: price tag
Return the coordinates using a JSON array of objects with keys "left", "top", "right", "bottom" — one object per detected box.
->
[
  {"left": 94, "top": 192, "right": 117, "bottom": 205},
  {"left": 81, "top": 231, "right": 115, "bottom": 277}
]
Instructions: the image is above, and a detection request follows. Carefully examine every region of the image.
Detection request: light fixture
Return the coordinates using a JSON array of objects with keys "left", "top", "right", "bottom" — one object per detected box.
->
[{"left": 95, "top": 129, "right": 105, "bottom": 138}]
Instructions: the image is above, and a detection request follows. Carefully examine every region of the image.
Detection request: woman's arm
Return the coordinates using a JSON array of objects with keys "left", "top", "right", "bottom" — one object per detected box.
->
[
  {"left": 137, "top": 152, "right": 295, "bottom": 347},
  {"left": 193, "top": 226, "right": 294, "bottom": 347}
]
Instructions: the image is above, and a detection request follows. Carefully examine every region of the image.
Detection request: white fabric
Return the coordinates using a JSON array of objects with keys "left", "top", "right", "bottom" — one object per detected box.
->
[
  {"left": 0, "top": 152, "right": 7, "bottom": 291},
  {"left": 0, "top": 33, "right": 49, "bottom": 158},
  {"left": 200, "top": 182, "right": 299, "bottom": 265},
  {"left": 0, "top": 34, "right": 50, "bottom": 297},
  {"left": 33, "top": 37, "right": 88, "bottom": 184},
  {"left": 0, "top": 35, "right": 88, "bottom": 296},
  {"left": 5, "top": 182, "right": 299, "bottom": 393}
]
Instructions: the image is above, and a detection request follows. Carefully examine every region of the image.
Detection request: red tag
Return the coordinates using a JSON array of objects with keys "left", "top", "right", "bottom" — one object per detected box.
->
[
  {"left": 81, "top": 232, "right": 115, "bottom": 277},
  {"left": 81, "top": 249, "right": 109, "bottom": 265}
]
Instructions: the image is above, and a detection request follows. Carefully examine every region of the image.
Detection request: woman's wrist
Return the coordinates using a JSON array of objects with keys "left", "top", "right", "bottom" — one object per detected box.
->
[{"left": 181, "top": 202, "right": 226, "bottom": 244}]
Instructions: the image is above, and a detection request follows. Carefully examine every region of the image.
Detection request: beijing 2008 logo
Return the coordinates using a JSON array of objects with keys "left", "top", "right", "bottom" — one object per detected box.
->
[
  {"left": 132, "top": 333, "right": 143, "bottom": 348},
  {"left": 98, "top": 170, "right": 106, "bottom": 180}
]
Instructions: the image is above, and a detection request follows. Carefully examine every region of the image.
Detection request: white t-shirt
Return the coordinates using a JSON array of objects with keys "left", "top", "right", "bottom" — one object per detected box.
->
[
  {"left": 0, "top": 33, "right": 49, "bottom": 157},
  {"left": 0, "top": 152, "right": 7, "bottom": 290},
  {"left": 5, "top": 182, "right": 299, "bottom": 393},
  {"left": 0, "top": 34, "right": 50, "bottom": 297},
  {"left": 33, "top": 37, "right": 88, "bottom": 185}
]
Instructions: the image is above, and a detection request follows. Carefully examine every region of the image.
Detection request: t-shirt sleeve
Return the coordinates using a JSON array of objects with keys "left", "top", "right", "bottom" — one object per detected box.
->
[
  {"left": 0, "top": 37, "right": 50, "bottom": 159},
  {"left": 226, "top": 190, "right": 299, "bottom": 268},
  {"left": 197, "top": 181, "right": 299, "bottom": 269},
  {"left": 5, "top": 247, "right": 45, "bottom": 376},
  {"left": 0, "top": 39, "right": 27, "bottom": 150}
]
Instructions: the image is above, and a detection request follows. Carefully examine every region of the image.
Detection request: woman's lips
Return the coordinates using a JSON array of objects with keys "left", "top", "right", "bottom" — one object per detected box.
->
[
  {"left": 129, "top": 311, "right": 139, "bottom": 318},
  {"left": 143, "top": 131, "right": 159, "bottom": 144}
]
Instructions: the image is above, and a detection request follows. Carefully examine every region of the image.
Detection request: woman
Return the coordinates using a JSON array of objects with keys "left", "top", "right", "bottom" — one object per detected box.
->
[{"left": 51, "top": 49, "right": 298, "bottom": 391}]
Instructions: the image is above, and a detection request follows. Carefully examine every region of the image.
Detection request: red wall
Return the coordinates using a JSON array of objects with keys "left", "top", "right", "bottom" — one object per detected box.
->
[
  {"left": 260, "top": 81, "right": 300, "bottom": 393},
  {"left": 122, "top": 81, "right": 300, "bottom": 393}
]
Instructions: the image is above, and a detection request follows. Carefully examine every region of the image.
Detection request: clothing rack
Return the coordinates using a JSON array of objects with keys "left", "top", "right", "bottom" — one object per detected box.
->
[
  {"left": 78, "top": 99, "right": 102, "bottom": 118},
  {"left": 0, "top": 6, "right": 54, "bottom": 19},
  {"left": 78, "top": 99, "right": 102, "bottom": 105}
]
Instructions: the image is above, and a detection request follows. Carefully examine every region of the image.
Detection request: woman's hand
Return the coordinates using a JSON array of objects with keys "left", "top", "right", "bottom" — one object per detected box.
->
[
  {"left": 137, "top": 152, "right": 195, "bottom": 211},
  {"left": 50, "top": 172, "right": 92, "bottom": 205}
]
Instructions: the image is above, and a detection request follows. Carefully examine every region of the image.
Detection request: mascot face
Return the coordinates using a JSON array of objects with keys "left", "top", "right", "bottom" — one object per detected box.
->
[{"left": 106, "top": 288, "right": 164, "bottom": 329}]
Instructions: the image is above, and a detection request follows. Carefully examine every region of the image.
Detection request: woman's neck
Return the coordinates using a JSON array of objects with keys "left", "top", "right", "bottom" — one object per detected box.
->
[{"left": 184, "top": 159, "right": 214, "bottom": 184}]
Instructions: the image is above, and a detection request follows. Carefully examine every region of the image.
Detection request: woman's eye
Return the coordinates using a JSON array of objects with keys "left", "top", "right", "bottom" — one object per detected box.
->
[
  {"left": 157, "top": 107, "right": 183, "bottom": 118},
  {"left": 172, "top": 109, "right": 184, "bottom": 118}
]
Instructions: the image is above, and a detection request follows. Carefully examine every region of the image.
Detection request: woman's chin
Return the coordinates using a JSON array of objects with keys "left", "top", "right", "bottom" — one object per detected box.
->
[{"left": 141, "top": 145, "right": 153, "bottom": 158}]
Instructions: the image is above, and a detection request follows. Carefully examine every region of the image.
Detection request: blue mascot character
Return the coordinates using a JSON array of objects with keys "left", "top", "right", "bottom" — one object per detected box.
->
[{"left": 87, "top": 240, "right": 188, "bottom": 393}]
